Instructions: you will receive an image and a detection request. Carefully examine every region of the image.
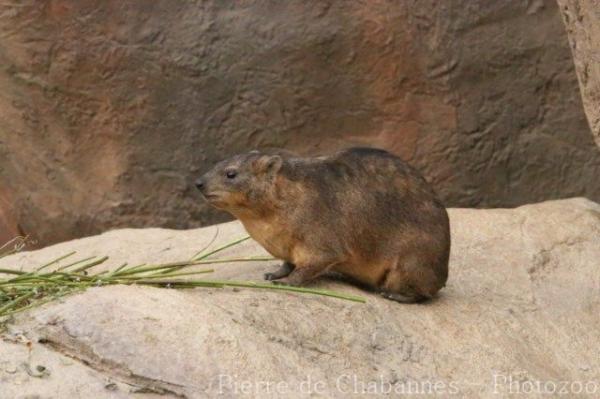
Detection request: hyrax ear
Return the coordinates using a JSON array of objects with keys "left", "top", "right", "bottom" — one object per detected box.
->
[{"left": 254, "top": 155, "right": 283, "bottom": 175}]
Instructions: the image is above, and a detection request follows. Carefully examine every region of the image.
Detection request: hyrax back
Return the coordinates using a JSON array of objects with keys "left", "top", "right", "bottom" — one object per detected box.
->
[{"left": 196, "top": 147, "right": 450, "bottom": 303}]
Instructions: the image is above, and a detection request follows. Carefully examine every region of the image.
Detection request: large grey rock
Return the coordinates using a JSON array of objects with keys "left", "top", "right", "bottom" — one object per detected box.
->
[
  {"left": 1, "top": 1, "right": 600, "bottom": 247},
  {"left": 557, "top": 0, "right": 600, "bottom": 148},
  {"left": 0, "top": 340, "right": 134, "bottom": 398},
  {"left": 1, "top": 198, "right": 599, "bottom": 398}
]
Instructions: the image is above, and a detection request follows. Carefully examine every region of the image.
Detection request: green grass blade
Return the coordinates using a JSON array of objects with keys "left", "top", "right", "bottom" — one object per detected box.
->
[
  {"left": 192, "top": 236, "right": 251, "bottom": 261},
  {"left": 115, "top": 270, "right": 214, "bottom": 280},
  {"left": 56, "top": 256, "right": 98, "bottom": 271},
  {"left": 111, "top": 263, "right": 147, "bottom": 276},
  {"left": 71, "top": 256, "right": 109, "bottom": 273},
  {"left": 0, "top": 268, "right": 27, "bottom": 277},
  {"left": 212, "top": 280, "right": 367, "bottom": 303},
  {"left": 113, "top": 263, "right": 128, "bottom": 274},
  {"left": 35, "top": 251, "right": 77, "bottom": 272},
  {"left": 0, "top": 291, "right": 36, "bottom": 314},
  {"left": 120, "top": 278, "right": 366, "bottom": 303},
  {"left": 189, "top": 227, "right": 220, "bottom": 261}
]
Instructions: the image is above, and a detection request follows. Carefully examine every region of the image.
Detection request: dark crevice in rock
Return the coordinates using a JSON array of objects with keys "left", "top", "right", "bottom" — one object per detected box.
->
[{"left": 36, "top": 336, "right": 188, "bottom": 398}]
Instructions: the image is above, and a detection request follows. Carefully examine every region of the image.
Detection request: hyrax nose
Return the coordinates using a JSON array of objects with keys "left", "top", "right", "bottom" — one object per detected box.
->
[{"left": 194, "top": 178, "right": 205, "bottom": 191}]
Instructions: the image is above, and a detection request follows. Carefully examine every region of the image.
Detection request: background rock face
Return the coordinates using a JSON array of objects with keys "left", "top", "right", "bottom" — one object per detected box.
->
[
  {"left": 1, "top": 1, "right": 599, "bottom": 246},
  {"left": 0, "top": 191, "right": 20, "bottom": 245},
  {"left": 557, "top": 0, "right": 600, "bottom": 148},
  {"left": 1, "top": 198, "right": 599, "bottom": 398}
]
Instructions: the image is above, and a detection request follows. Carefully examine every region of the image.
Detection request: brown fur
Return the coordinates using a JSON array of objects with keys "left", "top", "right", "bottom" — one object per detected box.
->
[{"left": 195, "top": 147, "right": 450, "bottom": 303}]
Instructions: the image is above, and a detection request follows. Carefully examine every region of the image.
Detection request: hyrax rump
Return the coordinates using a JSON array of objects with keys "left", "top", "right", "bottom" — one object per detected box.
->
[{"left": 195, "top": 148, "right": 450, "bottom": 303}]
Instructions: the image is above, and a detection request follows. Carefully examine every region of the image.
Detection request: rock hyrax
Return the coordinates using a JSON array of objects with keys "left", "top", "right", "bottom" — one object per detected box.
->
[{"left": 195, "top": 147, "right": 450, "bottom": 303}]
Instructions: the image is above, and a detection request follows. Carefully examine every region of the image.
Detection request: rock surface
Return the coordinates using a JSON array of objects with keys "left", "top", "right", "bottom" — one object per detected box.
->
[
  {"left": 557, "top": 0, "right": 600, "bottom": 148},
  {"left": 1, "top": 198, "right": 599, "bottom": 398},
  {"left": 1, "top": 1, "right": 600, "bottom": 247}
]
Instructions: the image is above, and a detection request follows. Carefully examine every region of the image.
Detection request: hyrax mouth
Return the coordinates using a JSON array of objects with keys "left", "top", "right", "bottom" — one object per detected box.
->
[
  {"left": 201, "top": 192, "right": 228, "bottom": 204},
  {"left": 202, "top": 193, "right": 221, "bottom": 201}
]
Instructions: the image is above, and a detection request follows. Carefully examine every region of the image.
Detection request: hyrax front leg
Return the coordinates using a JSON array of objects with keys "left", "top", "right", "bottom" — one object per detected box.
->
[
  {"left": 282, "top": 258, "right": 338, "bottom": 286},
  {"left": 264, "top": 261, "right": 295, "bottom": 281}
]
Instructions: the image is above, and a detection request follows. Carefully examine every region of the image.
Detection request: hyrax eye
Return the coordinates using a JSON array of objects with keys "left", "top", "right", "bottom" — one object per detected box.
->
[{"left": 226, "top": 170, "right": 237, "bottom": 179}]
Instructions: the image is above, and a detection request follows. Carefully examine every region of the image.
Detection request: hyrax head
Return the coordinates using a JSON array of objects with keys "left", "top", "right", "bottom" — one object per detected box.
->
[{"left": 194, "top": 151, "right": 283, "bottom": 214}]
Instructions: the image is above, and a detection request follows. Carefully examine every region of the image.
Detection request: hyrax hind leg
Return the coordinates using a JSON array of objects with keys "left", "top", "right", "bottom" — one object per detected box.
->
[{"left": 378, "top": 254, "right": 439, "bottom": 304}]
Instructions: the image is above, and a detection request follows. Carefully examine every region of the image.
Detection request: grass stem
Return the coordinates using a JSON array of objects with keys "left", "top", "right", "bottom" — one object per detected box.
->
[{"left": 0, "top": 235, "right": 365, "bottom": 322}]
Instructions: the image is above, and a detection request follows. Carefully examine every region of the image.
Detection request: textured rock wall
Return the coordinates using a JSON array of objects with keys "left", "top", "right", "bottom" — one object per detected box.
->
[
  {"left": 0, "top": 190, "right": 20, "bottom": 244},
  {"left": 557, "top": 0, "right": 600, "bottom": 148},
  {"left": 1, "top": 1, "right": 599, "bottom": 246}
]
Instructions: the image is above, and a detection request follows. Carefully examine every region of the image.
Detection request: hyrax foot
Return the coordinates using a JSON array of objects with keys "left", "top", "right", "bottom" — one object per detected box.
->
[
  {"left": 264, "top": 261, "right": 295, "bottom": 281},
  {"left": 269, "top": 264, "right": 326, "bottom": 286},
  {"left": 380, "top": 291, "right": 423, "bottom": 304}
]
